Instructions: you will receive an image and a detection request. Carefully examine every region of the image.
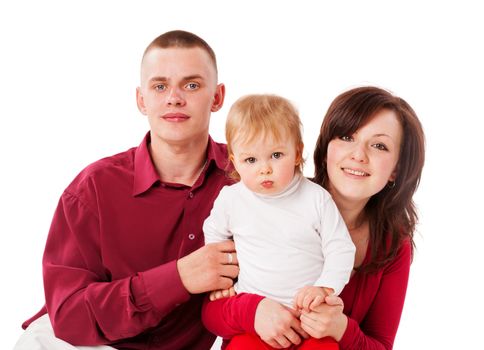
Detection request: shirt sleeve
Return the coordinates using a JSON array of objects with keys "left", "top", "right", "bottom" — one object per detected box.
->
[
  {"left": 314, "top": 197, "right": 356, "bottom": 295},
  {"left": 43, "top": 188, "right": 190, "bottom": 345},
  {"left": 203, "top": 187, "right": 232, "bottom": 244},
  {"left": 201, "top": 293, "right": 265, "bottom": 339},
  {"left": 339, "top": 241, "right": 412, "bottom": 350}
]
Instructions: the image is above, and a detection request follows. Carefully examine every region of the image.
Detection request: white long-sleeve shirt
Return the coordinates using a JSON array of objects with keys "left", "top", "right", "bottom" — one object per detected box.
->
[{"left": 203, "top": 173, "right": 355, "bottom": 307}]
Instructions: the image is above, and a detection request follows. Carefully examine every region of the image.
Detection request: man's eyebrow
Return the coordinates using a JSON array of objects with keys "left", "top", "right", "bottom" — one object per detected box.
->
[
  {"left": 148, "top": 74, "right": 205, "bottom": 83},
  {"left": 182, "top": 74, "right": 205, "bottom": 81},
  {"left": 148, "top": 76, "right": 168, "bottom": 83}
]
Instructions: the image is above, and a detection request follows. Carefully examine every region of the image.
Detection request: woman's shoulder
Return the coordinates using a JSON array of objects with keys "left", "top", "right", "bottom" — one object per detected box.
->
[{"left": 382, "top": 238, "right": 413, "bottom": 274}]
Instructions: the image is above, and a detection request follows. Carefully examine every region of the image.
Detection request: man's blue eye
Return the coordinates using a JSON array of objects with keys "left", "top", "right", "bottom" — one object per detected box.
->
[{"left": 186, "top": 83, "right": 199, "bottom": 90}]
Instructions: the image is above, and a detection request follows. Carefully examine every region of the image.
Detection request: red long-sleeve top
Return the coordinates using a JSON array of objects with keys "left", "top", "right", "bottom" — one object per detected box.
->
[
  {"left": 22, "top": 132, "right": 231, "bottom": 350},
  {"left": 203, "top": 240, "right": 411, "bottom": 350}
]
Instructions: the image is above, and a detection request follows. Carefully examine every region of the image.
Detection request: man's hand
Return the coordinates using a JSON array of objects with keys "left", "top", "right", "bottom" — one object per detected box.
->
[
  {"left": 294, "top": 286, "right": 333, "bottom": 312},
  {"left": 254, "top": 298, "right": 309, "bottom": 349},
  {"left": 177, "top": 241, "right": 239, "bottom": 294}
]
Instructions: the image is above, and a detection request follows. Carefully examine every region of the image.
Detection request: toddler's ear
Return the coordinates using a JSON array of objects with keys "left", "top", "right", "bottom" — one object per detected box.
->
[{"left": 295, "top": 142, "right": 304, "bottom": 166}]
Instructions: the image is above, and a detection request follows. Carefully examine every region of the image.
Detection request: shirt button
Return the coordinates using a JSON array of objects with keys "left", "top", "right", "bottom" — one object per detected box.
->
[
  {"left": 188, "top": 233, "right": 195, "bottom": 240},
  {"left": 188, "top": 192, "right": 194, "bottom": 198}
]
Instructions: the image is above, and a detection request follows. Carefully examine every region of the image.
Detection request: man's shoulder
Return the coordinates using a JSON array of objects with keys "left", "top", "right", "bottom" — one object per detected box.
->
[{"left": 67, "top": 146, "right": 137, "bottom": 193}]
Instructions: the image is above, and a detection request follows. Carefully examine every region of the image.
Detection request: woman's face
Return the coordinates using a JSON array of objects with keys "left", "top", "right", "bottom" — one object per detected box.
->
[{"left": 326, "top": 109, "right": 403, "bottom": 205}]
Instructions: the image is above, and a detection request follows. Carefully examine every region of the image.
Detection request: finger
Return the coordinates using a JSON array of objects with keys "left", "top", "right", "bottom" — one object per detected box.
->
[
  {"left": 300, "top": 318, "right": 317, "bottom": 338},
  {"left": 215, "top": 290, "right": 223, "bottom": 299},
  {"left": 274, "top": 335, "right": 291, "bottom": 348},
  {"left": 300, "top": 313, "right": 324, "bottom": 338},
  {"left": 216, "top": 276, "right": 235, "bottom": 290},
  {"left": 229, "top": 287, "right": 236, "bottom": 297},
  {"left": 325, "top": 295, "right": 344, "bottom": 307},
  {"left": 220, "top": 265, "right": 240, "bottom": 279},
  {"left": 209, "top": 291, "right": 216, "bottom": 301},
  {"left": 290, "top": 316, "right": 310, "bottom": 339},
  {"left": 264, "top": 339, "right": 283, "bottom": 349},
  {"left": 309, "top": 295, "right": 324, "bottom": 310},
  {"left": 215, "top": 240, "right": 236, "bottom": 252},
  {"left": 229, "top": 251, "right": 238, "bottom": 265},
  {"left": 222, "top": 289, "right": 230, "bottom": 297},
  {"left": 294, "top": 290, "right": 305, "bottom": 310},
  {"left": 284, "top": 328, "right": 302, "bottom": 345},
  {"left": 302, "top": 294, "right": 313, "bottom": 311}
]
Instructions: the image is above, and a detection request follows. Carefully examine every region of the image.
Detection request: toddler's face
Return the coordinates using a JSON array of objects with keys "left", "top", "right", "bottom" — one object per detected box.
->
[{"left": 231, "top": 134, "right": 300, "bottom": 195}]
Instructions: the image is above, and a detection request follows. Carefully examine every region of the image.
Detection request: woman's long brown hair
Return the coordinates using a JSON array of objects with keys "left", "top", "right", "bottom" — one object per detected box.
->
[{"left": 313, "top": 86, "right": 425, "bottom": 272}]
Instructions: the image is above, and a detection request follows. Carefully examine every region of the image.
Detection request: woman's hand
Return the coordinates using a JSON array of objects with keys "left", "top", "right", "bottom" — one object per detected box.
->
[
  {"left": 254, "top": 298, "right": 309, "bottom": 349},
  {"left": 299, "top": 295, "right": 348, "bottom": 341}
]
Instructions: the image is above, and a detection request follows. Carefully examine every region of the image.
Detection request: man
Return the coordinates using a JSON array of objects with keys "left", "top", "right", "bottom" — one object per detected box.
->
[{"left": 15, "top": 30, "right": 239, "bottom": 350}]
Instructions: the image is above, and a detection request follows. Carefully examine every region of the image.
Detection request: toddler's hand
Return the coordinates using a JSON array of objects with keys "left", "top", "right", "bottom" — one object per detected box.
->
[
  {"left": 294, "top": 286, "right": 333, "bottom": 312},
  {"left": 209, "top": 287, "right": 236, "bottom": 301}
]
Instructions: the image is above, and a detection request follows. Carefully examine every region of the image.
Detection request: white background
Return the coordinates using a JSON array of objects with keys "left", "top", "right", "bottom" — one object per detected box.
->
[{"left": 1, "top": 1, "right": 483, "bottom": 349}]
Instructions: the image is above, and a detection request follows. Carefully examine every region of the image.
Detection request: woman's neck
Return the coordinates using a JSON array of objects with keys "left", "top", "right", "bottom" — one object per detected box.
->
[{"left": 330, "top": 191, "right": 369, "bottom": 231}]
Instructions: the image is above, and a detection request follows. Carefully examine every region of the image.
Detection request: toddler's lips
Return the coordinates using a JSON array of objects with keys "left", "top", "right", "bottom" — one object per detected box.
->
[{"left": 261, "top": 181, "right": 274, "bottom": 188}]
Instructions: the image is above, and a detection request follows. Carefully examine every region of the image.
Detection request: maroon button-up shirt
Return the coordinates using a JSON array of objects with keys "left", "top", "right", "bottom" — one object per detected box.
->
[{"left": 23, "top": 132, "right": 232, "bottom": 349}]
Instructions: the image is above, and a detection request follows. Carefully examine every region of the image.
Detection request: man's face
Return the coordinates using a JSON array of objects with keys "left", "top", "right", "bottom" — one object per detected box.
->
[{"left": 136, "top": 47, "right": 224, "bottom": 146}]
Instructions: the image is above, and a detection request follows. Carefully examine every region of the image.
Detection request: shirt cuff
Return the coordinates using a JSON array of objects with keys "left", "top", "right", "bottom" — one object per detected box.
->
[
  {"left": 338, "top": 316, "right": 359, "bottom": 349},
  {"left": 138, "top": 260, "right": 191, "bottom": 315},
  {"left": 245, "top": 294, "right": 266, "bottom": 334}
]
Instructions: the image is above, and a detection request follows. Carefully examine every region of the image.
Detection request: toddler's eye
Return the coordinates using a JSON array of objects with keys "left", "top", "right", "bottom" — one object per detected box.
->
[
  {"left": 272, "top": 152, "right": 283, "bottom": 159},
  {"left": 245, "top": 157, "right": 256, "bottom": 164}
]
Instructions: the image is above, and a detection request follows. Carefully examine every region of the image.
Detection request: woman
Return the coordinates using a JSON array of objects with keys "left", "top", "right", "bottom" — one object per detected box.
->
[{"left": 202, "top": 86, "right": 425, "bottom": 350}]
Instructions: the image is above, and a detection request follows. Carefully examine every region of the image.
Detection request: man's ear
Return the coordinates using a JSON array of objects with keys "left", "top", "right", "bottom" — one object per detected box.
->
[
  {"left": 211, "top": 83, "right": 225, "bottom": 112},
  {"left": 136, "top": 87, "right": 147, "bottom": 115}
]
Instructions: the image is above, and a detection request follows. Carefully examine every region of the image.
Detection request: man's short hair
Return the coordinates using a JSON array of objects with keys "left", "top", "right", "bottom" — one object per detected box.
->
[{"left": 143, "top": 30, "right": 217, "bottom": 73}]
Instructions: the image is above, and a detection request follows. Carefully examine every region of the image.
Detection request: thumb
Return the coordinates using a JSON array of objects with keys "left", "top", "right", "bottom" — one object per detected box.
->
[{"left": 324, "top": 295, "right": 344, "bottom": 307}]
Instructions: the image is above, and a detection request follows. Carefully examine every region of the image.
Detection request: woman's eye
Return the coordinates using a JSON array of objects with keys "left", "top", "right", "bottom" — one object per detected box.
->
[
  {"left": 340, "top": 135, "right": 353, "bottom": 142},
  {"left": 272, "top": 152, "right": 283, "bottom": 159},
  {"left": 373, "top": 143, "right": 388, "bottom": 151},
  {"left": 186, "top": 82, "right": 199, "bottom": 90},
  {"left": 245, "top": 157, "right": 256, "bottom": 164}
]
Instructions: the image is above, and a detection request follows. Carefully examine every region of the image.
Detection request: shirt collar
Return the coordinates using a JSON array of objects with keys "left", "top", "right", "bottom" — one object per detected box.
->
[{"left": 133, "top": 132, "right": 229, "bottom": 196}]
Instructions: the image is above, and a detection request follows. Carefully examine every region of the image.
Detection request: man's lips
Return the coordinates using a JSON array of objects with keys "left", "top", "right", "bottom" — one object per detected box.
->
[{"left": 161, "top": 113, "right": 189, "bottom": 121}]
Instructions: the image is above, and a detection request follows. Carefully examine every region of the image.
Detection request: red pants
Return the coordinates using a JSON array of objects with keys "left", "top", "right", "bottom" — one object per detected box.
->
[{"left": 226, "top": 333, "right": 339, "bottom": 350}]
